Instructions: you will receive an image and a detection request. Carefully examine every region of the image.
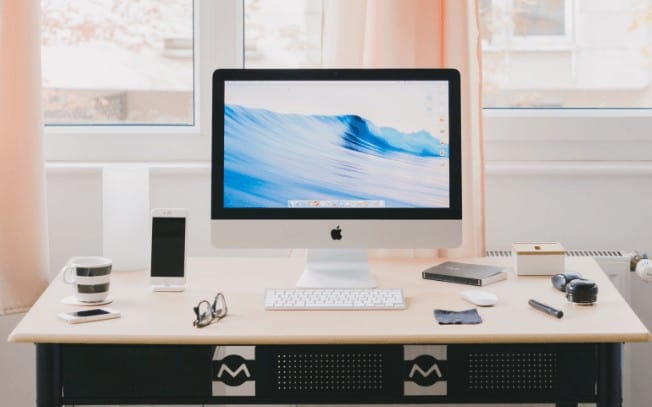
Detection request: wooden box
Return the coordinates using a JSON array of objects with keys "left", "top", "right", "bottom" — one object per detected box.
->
[{"left": 512, "top": 242, "right": 565, "bottom": 276}]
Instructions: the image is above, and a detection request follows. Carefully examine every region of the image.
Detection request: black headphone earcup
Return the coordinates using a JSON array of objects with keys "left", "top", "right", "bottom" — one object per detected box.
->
[
  {"left": 566, "top": 279, "right": 598, "bottom": 305},
  {"left": 551, "top": 271, "right": 583, "bottom": 291},
  {"left": 551, "top": 274, "right": 567, "bottom": 291}
]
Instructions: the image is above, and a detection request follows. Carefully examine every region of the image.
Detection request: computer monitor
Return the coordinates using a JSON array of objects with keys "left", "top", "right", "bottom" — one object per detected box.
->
[{"left": 211, "top": 69, "right": 462, "bottom": 288}]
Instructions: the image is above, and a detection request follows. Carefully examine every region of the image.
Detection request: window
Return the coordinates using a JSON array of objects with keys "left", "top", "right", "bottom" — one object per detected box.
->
[
  {"left": 244, "top": 0, "right": 652, "bottom": 110},
  {"left": 41, "top": 0, "right": 194, "bottom": 125},
  {"left": 512, "top": 0, "right": 569, "bottom": 38},
  {"left": 41, "top": 0, "right": 235, "bottom": 162},
  {"left": 46, "top": 0, "right": 651, "bottom": 161},
  {"left": 242, "top": 0, "right": 652, "bottom": 163},
  {"left": 244, "top": 0, "right": 322, "bottom": 68},
  {"left": 481, "top": 0, "right": 652, "bottom": 108},
  {"left": 481, "top": 0, "right": 571, "bottom": 45}
]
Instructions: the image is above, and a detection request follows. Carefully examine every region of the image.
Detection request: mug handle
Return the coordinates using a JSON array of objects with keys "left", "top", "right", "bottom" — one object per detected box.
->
[{"left": 61, "top": 264, "right": 76, "bottom": 284}]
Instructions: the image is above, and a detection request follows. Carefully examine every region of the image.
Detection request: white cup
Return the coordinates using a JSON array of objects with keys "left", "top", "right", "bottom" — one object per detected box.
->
[{"left": 61, "top": 257, "right": 113, "bottom": 303}]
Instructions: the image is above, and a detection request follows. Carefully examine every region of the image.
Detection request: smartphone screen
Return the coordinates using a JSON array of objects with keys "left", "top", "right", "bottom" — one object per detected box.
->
[
  {"left": 151, "top": 217, "right": 186, "bottom": 277},
  {"left": 74, "top": 309, "right": 110, "bottom": 317}
]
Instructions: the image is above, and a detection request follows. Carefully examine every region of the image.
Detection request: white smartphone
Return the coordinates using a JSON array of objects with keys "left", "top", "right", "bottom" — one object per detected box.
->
[
  {"left": 150, "top": 208, "right": 187, "bottom": 292},
  {"left": 58, "top": 308, "right": 121, "bottom": 324}
]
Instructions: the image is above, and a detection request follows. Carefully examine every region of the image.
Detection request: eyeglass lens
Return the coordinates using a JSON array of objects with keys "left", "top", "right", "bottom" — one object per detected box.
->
[{"left": 194, "top": 293, "right": 227, "bottom": 327}]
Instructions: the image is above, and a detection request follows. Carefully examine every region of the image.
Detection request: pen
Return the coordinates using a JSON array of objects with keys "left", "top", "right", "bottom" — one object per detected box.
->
[{"left": 528, "top": 299, "right": 564, "bottom": 319}]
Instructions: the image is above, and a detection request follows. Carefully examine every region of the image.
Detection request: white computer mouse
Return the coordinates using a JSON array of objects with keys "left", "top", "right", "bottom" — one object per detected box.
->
[{"left": 460, "top": 290, "right": 498, "bottom": 307}]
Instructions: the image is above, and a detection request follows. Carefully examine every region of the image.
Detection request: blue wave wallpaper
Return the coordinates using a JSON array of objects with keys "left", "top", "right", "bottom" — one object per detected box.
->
[{"left": 224, "top": 104, "right": 450, "bottom": 208}]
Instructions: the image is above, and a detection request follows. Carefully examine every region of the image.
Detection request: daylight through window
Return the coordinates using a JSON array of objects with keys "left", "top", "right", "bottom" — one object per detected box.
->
[
  {"left": 41, "top": 0, "right": 194, "bottom": 125},
  {"left": 245, "top": 0, "right": 652, "bottom": 109}
]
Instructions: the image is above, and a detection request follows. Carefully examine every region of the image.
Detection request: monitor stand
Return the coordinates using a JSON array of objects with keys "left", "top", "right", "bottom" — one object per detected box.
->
[{"left": 296, "top": 249, "right": 376, "bottom": 288}]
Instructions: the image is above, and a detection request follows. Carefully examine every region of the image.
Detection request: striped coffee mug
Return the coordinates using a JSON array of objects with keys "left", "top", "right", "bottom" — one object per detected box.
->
[{"left": 62, "top": 257, "right": 112, "bottom": 303}]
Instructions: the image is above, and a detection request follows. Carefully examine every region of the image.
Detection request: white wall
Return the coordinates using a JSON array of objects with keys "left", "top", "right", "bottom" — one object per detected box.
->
[
  {"left": 2, "top": 164, "right": 652, "bottom": 406},
  {"left": 485, "top": 163, "right": 652, "bottom": 251}
]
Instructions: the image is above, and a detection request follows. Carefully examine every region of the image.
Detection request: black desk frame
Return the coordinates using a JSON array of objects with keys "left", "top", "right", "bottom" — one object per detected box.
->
[{"left": 36, "top": 342, "right": 622, "bottom": 406}]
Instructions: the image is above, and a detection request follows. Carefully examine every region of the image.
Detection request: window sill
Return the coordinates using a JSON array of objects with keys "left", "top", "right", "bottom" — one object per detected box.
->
[
  {"left": 44, "top": 129, "right": 211, "bottom": 162},
  {"left": 485, "top": 160, "right": 652, "bottom": 176},
  {"left": 45, "top": 161, "right": 210, "bottom": 174},
  {"left": 483, "top": 109, "right": 652, "bottom": 161}
]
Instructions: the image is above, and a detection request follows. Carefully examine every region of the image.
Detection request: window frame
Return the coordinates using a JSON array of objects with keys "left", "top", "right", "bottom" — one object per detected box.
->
[
  {"left": 45, "top": 0, "right": 652, "bottom": 164},
  {"left": 478, "top": 0, "right": 652, "bottom": 162},
  {"left": 43, "top": 0, "right": 244, "bottom": 162}
]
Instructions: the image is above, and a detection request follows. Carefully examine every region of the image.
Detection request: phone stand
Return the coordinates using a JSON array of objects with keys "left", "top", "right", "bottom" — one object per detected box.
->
[{"left": 151, "top": 284, "right": 185, "bottom": 292}]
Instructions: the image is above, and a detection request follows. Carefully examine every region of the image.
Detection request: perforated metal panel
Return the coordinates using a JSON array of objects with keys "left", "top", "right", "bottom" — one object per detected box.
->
[
  {"left": 256, "top": 345, "right": 404, "bottom": 402},
  {"left": 58, "top": 343, "right": 601, "bottom": 405},
  {"left": 275, "top": 351, "right": 384, "bottom": 392},
  {"left": 444, "top": 344, "right": 599, "bottom": 403},
  {"left": 467, "top": 351, "right": 557, "bottom": 392}
]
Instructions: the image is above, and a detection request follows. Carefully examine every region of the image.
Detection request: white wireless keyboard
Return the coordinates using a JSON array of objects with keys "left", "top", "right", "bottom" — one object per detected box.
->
[{"left": 264, "top": 288, "right": 406, "bottom": 310}]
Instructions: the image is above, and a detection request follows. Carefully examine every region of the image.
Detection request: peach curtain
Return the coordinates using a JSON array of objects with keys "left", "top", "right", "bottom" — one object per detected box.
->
[
  {"left": 322, "top": 0, "right": 485, "bottom": 258},
  {"left": 0, "top": 0, "right": 50, "bottom": 314}
]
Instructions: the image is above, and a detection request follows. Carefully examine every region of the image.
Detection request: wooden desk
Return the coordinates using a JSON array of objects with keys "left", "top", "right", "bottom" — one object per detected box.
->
[{"left": 9, "top": 255, "right": 650, "bottom": 406}]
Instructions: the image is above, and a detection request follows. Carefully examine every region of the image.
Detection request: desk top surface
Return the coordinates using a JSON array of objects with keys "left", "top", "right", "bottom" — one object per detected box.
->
[{"left": 9, "top": 254, "right": 650, "bottom": 345}]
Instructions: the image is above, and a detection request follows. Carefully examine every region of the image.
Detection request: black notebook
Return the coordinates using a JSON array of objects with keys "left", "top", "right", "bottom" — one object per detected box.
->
[{"left": 422, "top": 261, "right": 507, "bottom": 286}]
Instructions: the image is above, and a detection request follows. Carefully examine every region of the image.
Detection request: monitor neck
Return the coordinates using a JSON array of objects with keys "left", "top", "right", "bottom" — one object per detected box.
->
[{"left": 296, "top": 249, "right": 375, "bottom": 289}]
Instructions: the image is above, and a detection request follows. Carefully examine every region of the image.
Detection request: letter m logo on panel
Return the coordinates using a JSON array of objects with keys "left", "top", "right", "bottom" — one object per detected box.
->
[
  {"left": 403, "top": 345, "right": 448, "bottom": 396},
  {"left": 212, "top": 346, "right": 256, "bottom": 397}
]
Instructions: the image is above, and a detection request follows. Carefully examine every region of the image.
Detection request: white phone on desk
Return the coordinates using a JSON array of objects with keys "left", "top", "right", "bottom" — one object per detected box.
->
[
  {"left": 58, "top": 308, "right": 121, "bottom": 324},
  {"left": 150, "top": 208, "right": 187, "bottom": 292}
]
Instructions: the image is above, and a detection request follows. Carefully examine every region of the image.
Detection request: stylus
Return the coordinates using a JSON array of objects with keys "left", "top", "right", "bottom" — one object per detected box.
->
[{"left": 528, "top": 299, "right": 564, "bottom": 319}]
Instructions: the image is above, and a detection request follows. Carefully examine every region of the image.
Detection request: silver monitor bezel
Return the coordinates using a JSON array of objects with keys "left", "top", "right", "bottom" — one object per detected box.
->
[{"left": 211, "top": 68, "right": 462, "bottom": 249}]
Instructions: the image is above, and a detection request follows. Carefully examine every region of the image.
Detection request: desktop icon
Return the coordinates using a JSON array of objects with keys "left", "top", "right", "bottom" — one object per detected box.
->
[{"left": 330, "top": 226, "right": 342, "bottom": 240}]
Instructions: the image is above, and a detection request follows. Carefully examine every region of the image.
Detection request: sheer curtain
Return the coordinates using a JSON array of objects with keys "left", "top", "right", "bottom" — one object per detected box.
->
[
  {"left": 0, "top": 0, "right": 50, "bottom": 314},
  {"left": 322, "top": 0, "right": 485, "bottom": 258}
]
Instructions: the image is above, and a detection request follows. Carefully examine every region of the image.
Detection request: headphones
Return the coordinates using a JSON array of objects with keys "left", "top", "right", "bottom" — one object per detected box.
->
[{"left": 551, "top": 272, "right": 598, "bottom": 305}]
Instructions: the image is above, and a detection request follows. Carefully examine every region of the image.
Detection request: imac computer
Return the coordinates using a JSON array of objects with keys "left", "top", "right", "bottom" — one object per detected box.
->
[{"left": 211, "top": 69, "right": 462, "bottom": 289}]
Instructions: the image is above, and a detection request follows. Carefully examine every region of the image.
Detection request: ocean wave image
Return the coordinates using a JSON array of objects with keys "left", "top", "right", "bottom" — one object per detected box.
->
[{"left": 224, "top": 104, "right": 450, "bottom": 208}]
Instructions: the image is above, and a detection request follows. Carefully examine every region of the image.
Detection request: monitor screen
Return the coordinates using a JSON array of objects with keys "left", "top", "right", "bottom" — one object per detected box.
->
[
  {"left": 211, "top": 69, "right": 461, "bottom": 251},
  {"left": 223, "top": 79, "right": 451, "bottom": 210}
]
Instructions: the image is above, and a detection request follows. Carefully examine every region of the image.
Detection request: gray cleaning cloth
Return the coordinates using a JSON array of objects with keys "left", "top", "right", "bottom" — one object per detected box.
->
[{"left": 434, "top": 308, "right": 482, "bottom": 325}]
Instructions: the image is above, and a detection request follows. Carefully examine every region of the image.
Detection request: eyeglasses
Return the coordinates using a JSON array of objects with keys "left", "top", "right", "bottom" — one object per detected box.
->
[{"left": 193, "top": 292, "right": 228, "bottom": 328}]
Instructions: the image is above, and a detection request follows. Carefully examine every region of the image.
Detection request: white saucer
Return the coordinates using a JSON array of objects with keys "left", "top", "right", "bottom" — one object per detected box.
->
[{"left": 61, "top": 296, "right": 113, "bottom": 306}]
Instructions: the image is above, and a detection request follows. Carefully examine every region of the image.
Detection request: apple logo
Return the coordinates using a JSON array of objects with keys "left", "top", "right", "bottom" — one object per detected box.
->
[{"left": 330, "top": 226, "right": 342, "bottom": 240}]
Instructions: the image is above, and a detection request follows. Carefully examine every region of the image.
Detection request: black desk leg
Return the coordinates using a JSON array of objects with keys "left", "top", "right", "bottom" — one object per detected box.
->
[
  {"left": 36, "top": 344, "right": 61, "bottom": 407},
  {"left": 597, "top": 343, "right": 623, "bottom": 407}
]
